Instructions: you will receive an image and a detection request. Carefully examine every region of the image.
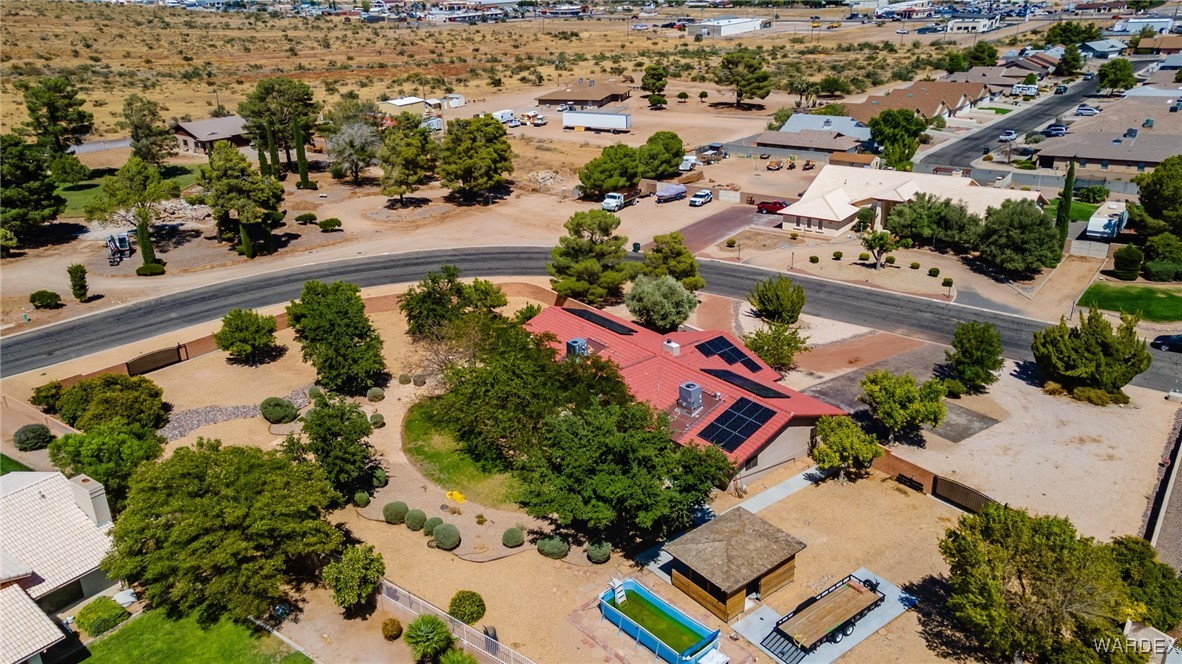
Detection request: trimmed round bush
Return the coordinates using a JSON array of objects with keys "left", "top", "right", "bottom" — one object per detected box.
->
[
  {"left": 943, "top": 378, "right": 967, "bottom": 398},
  {"left": 448, "top": 590, "right": 486, "bottom": 624},
  {"left": 1145, "top": 261, "right": 1179, "bottom": 282},
  {"left": 135, "top": 263, "right": 165, "bottom": 277},
  {"left": 858, "top": 252, "right": 871, "bottom": 261},
  {"left": 75, "top": 596, "right": 129, "bottom": 637},
  {"left": 372, "top": 468, "right": 388, "bottom": 488},
  {"left": 928, "top": 267, "right": 941, "bottom": 277},
  {"left": 433, "top": 524, "right": 461, "bottom": 551},
  {"left": 260, "top": 397, "right": 298, "bottom": 424},
  {"left": 885, "top": 255, "right": 896, "bottom": 265},
  {"left": 910, "top": 262, "right": 921, "bottom": 270},
  {"left": 370, "top": 413, "right": 386, "bottom": 429},
  {"left": 405, "top": 509, "right": 427, "bottom": 531},
  {"left": 502, "top": 527, "right": 525, "bottom": 548},
  {"left": 412, "top": 375, "right": 427, "bottom": 387},
  {"left": 725, "top": 238, "right": 737, "bottom": 248},
  {"left": 398, "top": 373, "right": 412, "bottom": 385},
  {"left": 353, "top": 491, "right": 371, "bottom": 508},
  {"left": 308, "top": 385, "right": 324, "bottom": 400},
  {"left": 537, "top": 536, "right": 570, "bottom": 560},
  {"left": 809, "top": 255, "right": 819, "bottom": 264},
  {"left": 295, "top": 212, "right": 317, "bottom": 225},
  {"left": 586, "top": 542, "right": 611, "bottom": 565},
  {"left": 832, "top": 251, "right": 843, "bottom": 260},
  {"left": 14, "top": 424, "right": 54, "bottom": 452},
  {"left": 423, "top": 516, "right": 444, "bottom": 536},
  {"left": 382, "top": 617, "right": 403, "bottom": 641},
  {"left": 367, "top": 387, "right": 385, "bottom": 402},
  {"left": 29, "top": 290, "right": 62, "bottom": 309},
  {"left": 1113, "top": 245, "right": 1143, "bottom": 281},
  {"left": 384, "top": 501, "right": 409, "bottom": 524},
  {"left": 942, "top": 277, "right": 954, "bottom": 288}
]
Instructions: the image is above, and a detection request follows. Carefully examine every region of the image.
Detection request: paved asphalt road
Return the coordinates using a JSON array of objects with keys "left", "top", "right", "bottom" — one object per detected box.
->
[{"left": 2, "top": 247, "right": 1177, "bottom": 391}]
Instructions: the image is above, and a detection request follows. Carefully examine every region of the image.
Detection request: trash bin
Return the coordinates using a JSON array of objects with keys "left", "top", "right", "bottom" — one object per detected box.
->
[{"left": 632, "top": 242, "right": 641, "bottom": 253}]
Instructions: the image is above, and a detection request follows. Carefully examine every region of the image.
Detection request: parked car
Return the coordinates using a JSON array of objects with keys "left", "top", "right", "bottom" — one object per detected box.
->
[
  {"left": 999, "top": 129, "right": 1018, "bottom": 142},
  {"left": 1042, "top": 125, "right": 1068, "bottom": 137},
  {"left": 896, "top": 28, "right": 909, "bottom": 33},
  {"left": 1054, "top": 85, "right": 1068, "bottom": 94},
  {"left": 917, "top": 25, "right": 943, "bottom": 33},
  {"left": 1014, "top": 146, "right": 1037, "bottom": 156},
  {"left": 756, "top": 199, "right": 789, "bottom": 214},
  {"left": 506, "top": 118, "right": 521, "bottom": 128},
  {"left": 689, "top": 190, "right": 713, "bottom": 207},
  {"left": 1075, "top": 105, "right": 1100, "bottom": 116},
  {"left": 1083, "top": 72, "right": 1095, "bottom": 80},
  {"left": 1151, "top": 334, "right": 1182, "bottom": 352}
]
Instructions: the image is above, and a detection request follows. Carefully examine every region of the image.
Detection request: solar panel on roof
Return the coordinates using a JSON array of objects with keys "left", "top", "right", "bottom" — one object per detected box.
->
[
  {"left": 696, "top": 336, "right": 761, "bottom": 373},
  {"left": 701, "top": 368, "right": 790, "bottom": 399},
  {"left": 562, "top": 307, "right": 636, "bottom": 335},
  {"left": 698, "top": 397, "right": 775, "bottom": 452}
]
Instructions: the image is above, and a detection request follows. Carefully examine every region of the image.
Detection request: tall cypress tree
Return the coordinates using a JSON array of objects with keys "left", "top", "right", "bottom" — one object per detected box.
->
[
  {"left": 294, "top": 118, "right": 311, "bottom": 188},
  {"left": 256, "top": 139, "right": 270, "bottom": 178},
  {"left": 1056, "top": 161, "right": 1075, "bottom": 248},
  {"left": 266, "top": 127, "right": 281, "bottom": 180}
]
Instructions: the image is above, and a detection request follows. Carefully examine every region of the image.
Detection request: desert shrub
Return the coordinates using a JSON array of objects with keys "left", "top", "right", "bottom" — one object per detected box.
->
[
  {"left": 1113, "top": 245, "right": 1143, "bottom": 281},
  {"left": 537, "top": 536, "right": 570, "bottom": 559},
  {"left": 30, "top": 290, "right": 62, "bottom": 309},
  {"left": 942, "top": 277, "right": 954, "bottom": 288},
  {"left": 809, "top": 255, "right": 819, "bottom": 263},
  {"left": 382, "top": 618, "right": 403, "bottom": 640},
  {"left": 885, "top": 255, "right": 896, "bottom": 265},
  {"left": 1144, "top": 261, "right": 1179, "bottom": 282},
  {"left": 859, "top": 252, "right": 871, "bottom": 261},
  {"left": 942, "top": 378, "right": 967, "bottom": 398},
  {"left": 910, "top": 262, "right": 921, "bottom": 270},
  {"left": 372, "top": 468, "right": 388, "bottom": 487},
  {"left": 1043, "top": 381, "right": 1066, "bottom": 396},
  {"left": 329, "top": 163, "right": 348, "bottom": 179},
  {"left": 833, "top": 251, "right": 843, "bottom": 260},
  {"left": 726, "top": 238, "right": 737, "bottom": 248},
  {"left": 295, "top": 212, "right": 317, "bottom": 225},
  {"left": 384, "top": 501, "right": 409, "bottom": 524},
  {"left": 423, "top": 516, "right": 444, "bottom": 536},
  {"left": 354, "top": 491, "right": 371, "bottom": 507},
  {"left": 928, "top": 267, "right": 940, "bottom": 277},
  {"left": 586, "top": 542, "right": 611, "bottom": 564},
  {"left": 412, "top": 375, "right": 427, "bottom": 387},
  {"left": 370, "top": 413, "right": 386, "bottom": 429},
  {"left": 398, "top": 373, "right": 412, "bottom": 385},
  {"left": 296, "top": 180, "right": 319, "bottom": 190},
  {"left": 502, "top": 527, "right": 525, "bottom": 548},
  {"left": 135, "top": 263, "right": 165, "bottom": 276},
  {"left": 308, "top": 385, "right": 324, "bottom": 400},
  {"left": 983, "top": 154, "right": 994, "bottom": 162},
  {"left": 1072, "top": 386, "right": 1111, "bottom": 406},
  {"left": 475, "top": 514, "right": 486, "bottom": 525},
  {"left": 433, "top": 524, "right": 461, "bottom": 550},
  {"left": 14, "top": 424, "right": 54, "bottom": 451},
  {"left": 318, "top": 218, "right": 342, "bottom": 232},
  {"left": 440, "top": 651, "right": 478, "bottom": 664},
  {"left": 405, "top": 509, "right": 427, "bottom": 531},
  {"left": 448, "top": 590, "right": 486, "bottom": 624},
  {"left": 30, "top": 381, "right": 63, "bottom": 413},
  {"left": 367, "top": 387, "right": 385, "bottom": 402},
  {"left": 75, "top": 596, "right": 129, "bottom": 637},
  {"left": 260, "top": 397, "right": 298, "bottom": 424}
]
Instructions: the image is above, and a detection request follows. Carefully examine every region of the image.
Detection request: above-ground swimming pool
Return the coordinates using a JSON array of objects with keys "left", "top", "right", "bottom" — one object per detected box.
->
[{"left": 599, "top": 578, "right": 721, "bottom": 664}]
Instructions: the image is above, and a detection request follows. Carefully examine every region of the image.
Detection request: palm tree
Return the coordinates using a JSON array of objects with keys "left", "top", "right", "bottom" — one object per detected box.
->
[{"left": 405, "top": 615, "right": 455, "bottom": 662}]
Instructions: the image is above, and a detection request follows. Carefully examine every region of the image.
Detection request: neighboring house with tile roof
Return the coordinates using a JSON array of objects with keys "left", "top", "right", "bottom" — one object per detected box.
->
[
  {"left": 777, "top": 164, "right": 1047, "bottom": 236},
  {"left": 749, "top": 130, "right": 862, "bottom": 153},
  {"left": 844, "top": 81, "right": 990, "bottom": 124},
  {"left": 173, "top": 115, "right": 250, "bottom": 154},
  {"left": 945, "top": 65, "right": 1030, "bottom": 93},
  {"left": 524, "top": 307, "right": 844, "bottom": 483},
  {"left": 1035, "top": 132, "right": 1182, "bottom": 173},
  {"left": 1149, "top": 34, "right": 1182, "bottom": 54},
  {"left": 0, "top": 473, "right": 114, "bottom": 664}
]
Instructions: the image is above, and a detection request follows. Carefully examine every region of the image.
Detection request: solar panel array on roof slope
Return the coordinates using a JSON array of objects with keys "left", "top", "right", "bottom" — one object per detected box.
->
[
  {"left": 698, "top": 397, "right": 776, "bottom": 452},
  {"left": 701, "top": 368, "right": 790, "bottom": 399},
  {"left": 563, "top": 307, "right": 637, "bottom": 335},
  {"left": 696, "top": 336, "right": 762, "bottom": 373}
]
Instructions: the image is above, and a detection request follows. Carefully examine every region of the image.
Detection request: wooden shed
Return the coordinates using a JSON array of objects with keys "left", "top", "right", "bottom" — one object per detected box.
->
[{"left": 664, "top": 507, "right": 806, "bottom": 623}]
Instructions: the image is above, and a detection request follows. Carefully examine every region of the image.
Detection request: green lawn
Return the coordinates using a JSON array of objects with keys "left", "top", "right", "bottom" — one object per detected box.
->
[
  {"left": 86, "top": 611, "right": 310, "bottom": 664},
  {"left": 1, "top": 454, "right": 32, "bottom": 475},
  {"left": 1046, "top": 198, "right": 1101, "bottom": 223},
  {"left": 979, "top": 107, "right": 1014, "bottom": 115},
  {"left": 609, "top": 591, "right": 704, "bottom": 654},
  {"left": 58, "top": 165, "right": 198, "bottom": 218},
  {"left": 1078, "top": 283, "right": 1182, "bottom": 323},
  {"left": 402, "top": 401, "right": 521, "bottom": 510}
]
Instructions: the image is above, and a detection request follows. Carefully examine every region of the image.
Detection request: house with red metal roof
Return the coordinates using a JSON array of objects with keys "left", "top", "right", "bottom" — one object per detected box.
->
[{"left": 525, "top": 306, "right": 844, "bottom": 483}]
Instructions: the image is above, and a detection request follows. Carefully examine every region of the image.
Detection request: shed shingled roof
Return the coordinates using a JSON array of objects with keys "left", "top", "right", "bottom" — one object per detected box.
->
[{"left": 665, "top": 507, "right": 806, "bottom": 595}]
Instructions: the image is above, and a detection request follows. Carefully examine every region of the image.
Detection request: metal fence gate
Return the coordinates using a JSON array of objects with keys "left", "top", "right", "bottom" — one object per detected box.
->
[{"left": 933, "top": 476, "right": 996, "bottom": 514}]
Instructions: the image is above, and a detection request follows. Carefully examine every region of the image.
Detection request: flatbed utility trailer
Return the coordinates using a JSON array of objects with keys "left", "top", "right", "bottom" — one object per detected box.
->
[{"left": 760, "top": 574, "right": 884, "bottom": 663}]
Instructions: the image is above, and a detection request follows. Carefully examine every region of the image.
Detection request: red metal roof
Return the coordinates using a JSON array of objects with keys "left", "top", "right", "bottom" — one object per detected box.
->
[{"left": 525, "top": 307, "right": 844, "bottom": 465}]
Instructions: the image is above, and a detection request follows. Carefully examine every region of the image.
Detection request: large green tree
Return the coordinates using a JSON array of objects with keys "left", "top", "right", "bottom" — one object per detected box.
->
[
  {"left": 578, "top": 144, "right": 640, "bottom": 197},
  {"left": 323, "top": 545, "right": 386, "bottom": 612},
  {"left": 940, "top": 503, "right": 1131, "bottom": 661},
  {"left": 977, "top": 199, "right": 1061, "bottom": 273},
  {"left": 642, "top": 232, "right": 704, "bottom": 291},
  {"left": 964, "top": 42, "right": 998, "bottom": 68},
  {"left": 811, "top": 416, "right": 882, "bottom": 482},
  {"left": 1031, "top": 306, "right": 1152, "bottom": 401},
  {"left": 1096, "top": 58, "right": 1137, "bottom": 95},
  {"left": 636, "top": 131, "right": 685, "bottom": 180},
  {"left": 437, "top": 115, "right": 514, "bottom": 199},
  {"left": 285, "top": 393, "right": 375, "bottom": 497},
  {"left": 1045, "top": 21, "right": 1102, "bottom": 47},
  {"left": 747, "top": 275, "right": 805, "bottom": 325},
  {"left": 214, "top": 308, "right": 279, "bottom": 365},
  {"left": 945, "top": 321, "right": 1004, "bottom": 392},
  {"left": 885, "top": 193, "right": 982, "bottom": 253},
  {"left": 0, "top": 134, "right": 66, "bottom": 244},
  {"left": 17, "top": 77, "right": 94, "bottom": 154},
  {"left": 103, "top": 439, "right": 343, "bottom": 625},
  {"left": 399, "top": 264, "right": 507, "bottom": 340},
  {"left": 547, "top": 209, "right": 639, "bottom": 304},
  {"left": 869, "top": 108, "right": 926, "bottom": 169},
  {"left": 859, "top": 370, "right": 946, "bottom": 442},
  {"left": 712, "top": 49, "right": 772, "bottom": 107},
  {"left": 287, "top": 280, "right": 388, "bottom": 395},
  {"left": 328, "top": 122, "right": 381, "bottom": 184},
  {"left": 1058, "top": 44, "right": 1083, "bottom": 77},
  {"left": 86, "top": 157, "right": 181, "bottom": 268},
  {"left": 196, "top": 141, "right": 284, "bottom": 258},
  {"left": 238, "top": 77, "right": 319, "bottom": 170},
  {"left": 519, "top": 401, "right": 733, "bottom": 544},
  {"left": 1133, "top": 154, "right": 1182, "bottom": 234},
  {"left": 379, "top": 112, "right": 437, "bottom": 206},
  {"left": 861, "top": 230, "right": 910, "bottom": 270},
  {"left": 55, "top": 374, "right": 168, "bottom": 432},
  {"left": 625, "top": 274, "right": 697, "bottom": 332},
  {"left": 122, "top": 94, "right": 177, "bottom": 166},
  {"left": 640, "top": 64, "right": 668, "bottom": 96},
  {"left": 1108, "top": 536, "right": 1182, "bottom": 632},
  {"left": 49, "top": 420, "right": 164, "bottom": 514},
  {"left": 743, "top": 323, "right": 809, "bottom": 373}
]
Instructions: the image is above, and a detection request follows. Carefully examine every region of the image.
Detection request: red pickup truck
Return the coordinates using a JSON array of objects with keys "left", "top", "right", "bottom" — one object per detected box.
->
[{"left": 756, "top": 199, "right": 789, "bottom": 214}]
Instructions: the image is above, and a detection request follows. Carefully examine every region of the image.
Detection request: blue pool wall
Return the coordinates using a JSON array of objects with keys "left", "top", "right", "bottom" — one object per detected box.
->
[{"left": 597, "top": 578, "right": 722, "bottom": 664}]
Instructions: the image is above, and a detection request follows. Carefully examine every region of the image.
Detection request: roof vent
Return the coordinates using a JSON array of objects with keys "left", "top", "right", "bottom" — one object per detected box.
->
[
  {"left": 678, "top": 382, "right": 703, "bottom": 412},
  {"left": 663, "top": 339, "right": 681, "bottom": 356},
  {"left": 822, "top": 118, "right": 832, "bottom": 128},
  {"left": 566, "top": 338, "right": 588, "bottom": 357}
]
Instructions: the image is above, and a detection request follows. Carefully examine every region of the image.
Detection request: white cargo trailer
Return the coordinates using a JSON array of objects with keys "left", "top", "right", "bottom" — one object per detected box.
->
[
  {"left": 562, "top": 110, "right": 632, "bottom": 133},
  {"left": 492, "top": 109, "right": 516, "bottom": 123}
]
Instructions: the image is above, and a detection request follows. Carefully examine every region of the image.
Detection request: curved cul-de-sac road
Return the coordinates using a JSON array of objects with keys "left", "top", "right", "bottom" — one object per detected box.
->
[{"left": 1, "top": 246, "right": 1176, "bottom": 391}]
